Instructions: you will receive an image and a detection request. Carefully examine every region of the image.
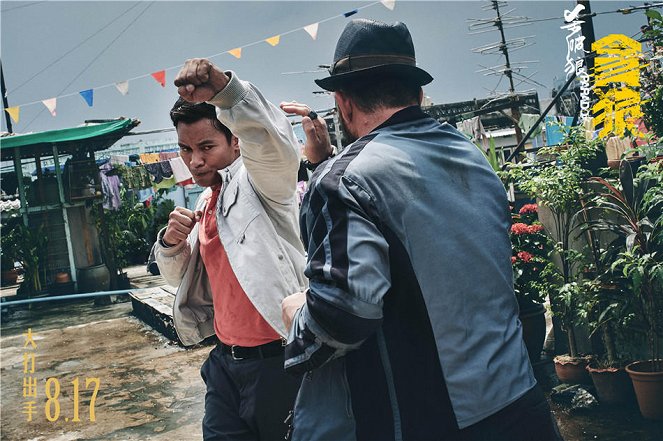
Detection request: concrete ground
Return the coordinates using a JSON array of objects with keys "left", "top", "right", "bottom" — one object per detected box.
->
[
  {"left": 0, "top": 304, "right": 210, "bottom": 441},
  {"left": 2, "top": 265, "right": 662, "bottom": 440},
  {"left": 1, "top": 266, "right": 209, "bottom": 441}
]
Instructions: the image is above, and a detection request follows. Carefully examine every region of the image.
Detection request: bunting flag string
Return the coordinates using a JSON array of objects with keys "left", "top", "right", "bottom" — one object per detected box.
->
[{"left": 4, "top": 1, "right": 394, "bottom": 120}]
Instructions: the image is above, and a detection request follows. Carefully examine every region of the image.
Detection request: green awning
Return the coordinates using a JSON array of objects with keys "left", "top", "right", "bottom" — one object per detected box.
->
[{"left": 0, "top": 118, "right": 140, "bottom": 160}]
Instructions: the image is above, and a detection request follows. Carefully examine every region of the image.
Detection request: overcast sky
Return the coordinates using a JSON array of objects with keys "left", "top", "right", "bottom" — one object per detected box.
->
[{"left": 0, "top": 0, "right": 650, "bottom": 144}]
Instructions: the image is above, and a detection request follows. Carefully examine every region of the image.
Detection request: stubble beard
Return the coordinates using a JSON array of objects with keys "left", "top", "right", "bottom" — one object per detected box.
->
[{"left": 337, "top": 106, "right": 358, "bottom": 144}]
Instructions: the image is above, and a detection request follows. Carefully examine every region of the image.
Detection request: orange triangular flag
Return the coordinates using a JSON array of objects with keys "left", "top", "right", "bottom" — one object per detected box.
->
[
  {"left": 5, "top": 106, "right": 20, "bottom": 124},
  {"left": 265, "top": 35, "right": 280, "bottom": 46},
  {"left": 42, "top": 98, "right": 57, "bottom": 116},
  {"left": 228, "top": 48, "right": 242, "bottom": 59},
  {"left": 304, "top": 23, "right": 319, "bottom": 40},
  {"left": 151, "top": 70, "right": 166, "bottom": 87}
]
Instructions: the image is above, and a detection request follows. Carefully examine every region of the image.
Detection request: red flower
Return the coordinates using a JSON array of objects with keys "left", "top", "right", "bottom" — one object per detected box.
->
[
  {"left": 527, "top": 224, "right": 544, "bottom": 234},
  {"left": 519, "top": 204, "right": 538, "bottom": 215},
  {"left": 511, "top": 223, "right": 530, "bottom": 235},
  {"left": 517, "top": 251, "right": 534, "bottom": 262},
  {"left": 511, "top": 256, "right": 517, "bottom": 264}
]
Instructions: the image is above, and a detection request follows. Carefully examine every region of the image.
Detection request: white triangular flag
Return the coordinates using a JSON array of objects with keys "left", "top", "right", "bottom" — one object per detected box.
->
[
  {"left": 304, "top": 23, "right": 319, "bottom": 40},
  {"left": 115, "top": 81, "right": 129, "bottom": 95},
  {"left": 381, "top": 0, "right": 396, "bottom": 11},
  {"left": 42, "top": 98, "right": 57, "bottom": 116}
]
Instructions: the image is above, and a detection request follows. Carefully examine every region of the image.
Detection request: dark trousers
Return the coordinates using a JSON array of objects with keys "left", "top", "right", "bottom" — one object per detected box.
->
[
  {"left": 200, "top": 344, "right": 301, "bottom": 441},
  {"left": 457, "top": 384, "right": 564, "bottom": 441}
]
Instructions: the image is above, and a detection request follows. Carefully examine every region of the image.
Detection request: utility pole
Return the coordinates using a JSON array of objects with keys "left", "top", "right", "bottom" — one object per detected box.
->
[
  {"left": 1, "top": 60, "right": 13, "bottom": 134},
  {"left": 493, "top": 0, "right": 523, "bottom": 145}
]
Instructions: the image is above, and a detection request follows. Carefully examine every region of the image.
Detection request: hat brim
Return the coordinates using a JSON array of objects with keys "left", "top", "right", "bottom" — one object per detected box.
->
[{"left": 315, "top": 64, "right": 433, "bottom": 92}]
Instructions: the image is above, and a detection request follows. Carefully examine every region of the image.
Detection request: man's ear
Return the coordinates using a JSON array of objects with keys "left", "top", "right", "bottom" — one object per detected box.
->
[
  {"left": 230, "top": 135, "right": 240, "bottom": 156},
  {"left": 335, "top": 91, "right": 353, "bottom": 122}
]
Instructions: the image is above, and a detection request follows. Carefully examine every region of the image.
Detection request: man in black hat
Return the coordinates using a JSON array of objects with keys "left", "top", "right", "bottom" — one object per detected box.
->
[{"left": 281, "top": 19, "right": 562, "bottom": 441}]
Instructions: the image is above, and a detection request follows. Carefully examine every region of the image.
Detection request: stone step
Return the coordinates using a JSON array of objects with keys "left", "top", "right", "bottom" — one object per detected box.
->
[{"left": 129, "top": 285, "right": 180, "bottom": 343}]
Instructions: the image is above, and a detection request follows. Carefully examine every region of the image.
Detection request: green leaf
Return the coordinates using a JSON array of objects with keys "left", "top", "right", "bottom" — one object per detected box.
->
[{"left": 646, "top": 9, "right": 662, "bottom": 21}]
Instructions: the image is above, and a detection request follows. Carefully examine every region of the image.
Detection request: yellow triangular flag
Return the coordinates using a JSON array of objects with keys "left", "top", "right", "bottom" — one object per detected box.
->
[
  {"left": 304, "top": 23, "right": 319, "bottom": 40},
  {"left": 5, "top": 106, "right": 20, "bottom": 124},
  {"left": 228, "top": 48, "right": 242, "bottom": 59},
  {"left": 381, "top": 0, "right": 396, "bottom": 10},
  {"left": 265, "top": 35, "right": 281, "bottom": 47}
]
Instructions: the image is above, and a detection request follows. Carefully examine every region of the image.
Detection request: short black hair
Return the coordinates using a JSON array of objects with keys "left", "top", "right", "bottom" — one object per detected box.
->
[
  {"left": 170, "top": 97, "right": 233, "bottom": 143},
  {"left": 336, "top": 74, "right": 421, "bottom": 113}
]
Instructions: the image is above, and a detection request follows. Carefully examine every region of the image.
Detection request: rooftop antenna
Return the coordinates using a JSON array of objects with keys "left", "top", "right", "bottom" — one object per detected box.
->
[{"left": 468, "top": 0, "right": 540, "bottom": 143}]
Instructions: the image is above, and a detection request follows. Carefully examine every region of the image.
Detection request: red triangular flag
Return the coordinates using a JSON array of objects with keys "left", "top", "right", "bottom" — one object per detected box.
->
[{"left": 151, "top": 70, "right": 166, "bottom": 87}]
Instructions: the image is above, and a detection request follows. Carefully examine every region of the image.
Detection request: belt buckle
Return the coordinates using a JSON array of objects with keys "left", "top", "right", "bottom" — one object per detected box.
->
[{"left": 230, "top": 345, "right": 244, "bottom": 361}]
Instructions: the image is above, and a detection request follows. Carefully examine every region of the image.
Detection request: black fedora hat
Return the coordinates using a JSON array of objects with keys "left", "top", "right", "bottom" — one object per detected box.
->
[{"left": 315, "top": 19, "right": 433, "bottom": 91}]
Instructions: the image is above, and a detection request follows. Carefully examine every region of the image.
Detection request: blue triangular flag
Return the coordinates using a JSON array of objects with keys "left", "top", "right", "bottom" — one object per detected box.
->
[{"left": 79, "top": 89, "right": 94, "bottom": 107}]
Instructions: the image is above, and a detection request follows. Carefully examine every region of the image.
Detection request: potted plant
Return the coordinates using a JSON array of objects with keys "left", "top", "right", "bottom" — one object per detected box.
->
[
  {"left": 580, "top": 159, "right": 662, "bottom": 417},
  {"left": 506, "top": 125, "right": 603, "bottom": 382},
  {"left": 12, "top": 223, "right": 48, "bottom": 295},
  {"left": 510, "top": 203, "right": 557, "bottom": 362}
]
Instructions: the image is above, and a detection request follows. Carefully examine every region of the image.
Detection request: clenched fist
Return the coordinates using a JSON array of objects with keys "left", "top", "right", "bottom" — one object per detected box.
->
[
  {"left": 174, "top": 58, "right": 230, "bottom": 103},
  {"left": 163, "top": 207, "right": 203, "bottom": 246}
]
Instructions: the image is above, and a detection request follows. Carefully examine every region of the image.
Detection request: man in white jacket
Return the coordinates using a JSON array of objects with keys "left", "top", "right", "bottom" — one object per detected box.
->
[{"left": 154, "top": 58, "right": 328, "bottom": 440}]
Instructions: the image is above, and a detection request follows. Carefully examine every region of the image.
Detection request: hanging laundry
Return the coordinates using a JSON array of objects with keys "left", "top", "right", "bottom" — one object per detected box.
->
[
  {"left": 110, "top": 154, "right": 130, "bottom": 166},
  {"left": 518, "top": 114, "right": 543, "bottom": 137},
  {"left": 144, "top": 163, "right": 164, "bottom": 184},
  {"left": 154, "top": 176, "right": 177, "bottom": 190},
  {"left": 139, "top": 153, "right": 160, "bottom": 164},
  {"left": 169, "top": 156, "right": 193, "bottom": 184},
  {"left": 456, "top": 119, "right": 473, "bottom": 139},
  {"left": 159, "top": 151, "right": 179, "bottom": 161},
  {"left": 99, "top": 162, "right": 121, "bottom": 210},
  {"left": 137, "top": 187, "right": 155, "bottom": 203},
  {"left": 457, "top": 116, "right": 488, "bottom": 151},
  {"left": 544, "top": 116, "right": 574, "bottom": 146},
  {"left": 160, "top": 160, "right": 173, "bottom": 178}
]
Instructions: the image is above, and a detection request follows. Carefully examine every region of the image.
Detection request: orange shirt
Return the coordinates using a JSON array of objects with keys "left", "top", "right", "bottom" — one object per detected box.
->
[{"left": 198, "top": 187, "right": 280, "bottom": 347}]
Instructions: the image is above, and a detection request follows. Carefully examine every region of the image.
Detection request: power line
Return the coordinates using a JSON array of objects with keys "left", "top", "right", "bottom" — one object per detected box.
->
[
  {"left": 0, "top": 1, "right": 46, "bottom": 13},
  {"left": 517, "top": 2, "right": 663, "bottom": 25},
  {"left": 7, "top": 1, "right": 386, "bottom": 113},
  {"left": 8, "top": 1, "right": 144, "bottom": 95},
  {"left": 23, "top": 2, "right": 155, "bottom": 130}
]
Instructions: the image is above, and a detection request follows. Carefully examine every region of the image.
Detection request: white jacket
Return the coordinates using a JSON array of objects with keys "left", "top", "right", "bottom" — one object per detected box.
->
[{"left": 155, "top": 71, "right": 308, "bottom": 346}]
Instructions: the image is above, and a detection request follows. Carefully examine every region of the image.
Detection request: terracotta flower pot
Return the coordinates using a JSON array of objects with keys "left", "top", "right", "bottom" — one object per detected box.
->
[
  {"left": 554, "top": 355, "right": 592, "bottom": 385},
  {"left": 586, "top": 365, "right": 636, "bottom": 406},
  {"left": 626, "top": 360, "right": 663, "bottom": 420}
]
